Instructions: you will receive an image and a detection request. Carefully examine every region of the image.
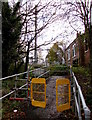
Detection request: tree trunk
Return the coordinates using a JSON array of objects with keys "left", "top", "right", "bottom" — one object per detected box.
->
[
  {"left": 89, "top": 25, "right": 92, "bottom": 87},
  {"left": 34, "top": 5, "right": 38, "bottom": 64},
  {"left": 89, "top": 47, "right": 92, "bottom": 87},
  {"left": 14, "top": 61, "right": 17, "bottom": 74},
  {"left": 0, "top": 2, "right": 2, "bottom": 78},
  {"left": 25, "top": 41, "right": 30, "bottom": 72}
]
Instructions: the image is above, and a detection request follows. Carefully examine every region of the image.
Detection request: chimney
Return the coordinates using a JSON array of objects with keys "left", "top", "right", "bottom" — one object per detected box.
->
[{"left": 76, "top": 32, "right": 81, "bottom": 38}]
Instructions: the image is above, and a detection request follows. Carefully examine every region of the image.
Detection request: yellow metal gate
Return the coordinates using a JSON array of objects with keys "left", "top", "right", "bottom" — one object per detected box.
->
[
  {"left": 31, "top": 78, "right": 46, "bottom": 108},
  {"left": 31, "top": 78, "right": 71, "bottom": 111},
  {"left": 56, "top": 78, "right": 71, "bottom": 112}
]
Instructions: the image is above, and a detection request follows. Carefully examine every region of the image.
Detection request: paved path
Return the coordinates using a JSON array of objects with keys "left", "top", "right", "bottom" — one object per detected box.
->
[{"left": 32, "top": 76, "right": 66, "bottom": 119}]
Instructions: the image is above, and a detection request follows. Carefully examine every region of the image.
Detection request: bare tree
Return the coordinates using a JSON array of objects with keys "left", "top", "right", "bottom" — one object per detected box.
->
[
  {"left": 16, "top": 0, "right": 62, "bottom": 71},
  {"left": 62, "top": 0, "right": 92, "bottom": 86}
]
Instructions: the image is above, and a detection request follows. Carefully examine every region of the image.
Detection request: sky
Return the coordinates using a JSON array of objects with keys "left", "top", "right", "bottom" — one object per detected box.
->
[
  {"left": 8, "top": 0, "right": 85, "bottom": 61},
  {"left": 38, "top": 21, "right": 77, "bottom": 59}
]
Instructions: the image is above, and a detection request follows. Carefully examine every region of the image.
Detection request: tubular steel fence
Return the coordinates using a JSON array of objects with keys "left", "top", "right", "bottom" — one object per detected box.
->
[
  {"left": 0, "top": 67, "right": 49, "bottom": 101},
  {"left": 0, "top": 65, "right": 91, "bottom": 120},
  {"left": 70, "top": 68, "right": 91, "bottom": 120}
]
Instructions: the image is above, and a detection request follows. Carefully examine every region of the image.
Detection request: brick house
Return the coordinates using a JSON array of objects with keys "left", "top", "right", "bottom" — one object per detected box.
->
[{"left": 65, "top": 33, "right": 90, "bottom": 66}]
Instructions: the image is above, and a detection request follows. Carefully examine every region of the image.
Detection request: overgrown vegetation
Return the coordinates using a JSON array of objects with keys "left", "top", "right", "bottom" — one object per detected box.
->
[
  {"left": 49, "top": 65, "right": 70, "bottom": 76},
  {"left": 2, "top": 78, "right": 27, "bottom": 119},
  {"left": 46, "top": 42, "right": 64, "bottom": 65},
  {"left": 72, "top": 66, "right": 90, "bottom": 78},
  {"left": 72, "top": 66, "right": 92, "bottom": 111},
  {"left": 2, "top": 99, "right": 28, "bottom": 119},
  {"left": 2, "top": 2, "right": 25, "bottom": 77}
]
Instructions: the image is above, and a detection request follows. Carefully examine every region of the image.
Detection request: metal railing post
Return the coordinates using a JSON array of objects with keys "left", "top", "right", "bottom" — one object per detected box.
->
[
  {"left": 78, "top": 89, "right": 82, "bottom": 120},
  {"left": 15, "top": 75, "right": 17, "bottom": 98},
  {"left": 73, "top": 77, "right": 77, "bottom": 116},
  {"left": 35, "top": 69, "right": 36, "bottom": 78},
  {"left": 27, "top": 65, "right": 30, "bottom": 99},
  {"left": 72, "top": 71, "right": 91, "bottom": 120},
  {"left": 84, "top": 107, "right": 91, "bottom": 120},
  {"left": 40, "top": 68, "right": 41, "bottom": 75},
  {"left": 70, "top": 66, "right": 74, "bottom": 110}
]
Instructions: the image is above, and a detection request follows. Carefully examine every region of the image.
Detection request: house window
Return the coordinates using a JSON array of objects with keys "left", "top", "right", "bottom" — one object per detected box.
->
[
  {"left": 72, "top": 44, "right": 76, "bottom": 57},
  {"left": 67, "top": 49, "right": 70, "bottom": 60}
]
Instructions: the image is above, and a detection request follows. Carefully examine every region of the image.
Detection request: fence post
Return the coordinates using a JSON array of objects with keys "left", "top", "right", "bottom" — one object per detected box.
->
[
  {"left": 70, "top": 66, "right": 73, "bottom": 109},
  {"left": 72, "top": 72, "right": 91, "bottom": 120},
  {"left": 15, "top": 75, "right": 17, "bottom": 98},
  {"left": 74, "top": 78, "right": 77, "bottom": 116},
  {"left": 78, "top": 89, "right": 82, "bottom": 119},
  {"left": 84, "top": 107, "right": 91, "bottom": 120},
  {"left": 27, "top": 65, "right": 30, "bottom": 99}
]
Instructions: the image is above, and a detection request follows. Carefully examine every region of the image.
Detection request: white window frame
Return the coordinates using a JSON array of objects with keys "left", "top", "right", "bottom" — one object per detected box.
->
[
  {"left": 67, "top": 49, "right": 70, "bottom": 60},
  {"left": 72, "top": 44, "right": 76, "bottom": 57}
]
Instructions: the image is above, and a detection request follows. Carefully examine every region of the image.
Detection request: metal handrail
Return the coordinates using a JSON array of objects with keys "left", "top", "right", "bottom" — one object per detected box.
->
[
  {"left": 0, "top": 68, "right": 41, "bottom": 81},
  {"left": 1, "top": 65, "right": 91, "bottom": 119},
  {"left": 0, "top": 67, "right": 49, "bottom": 100},
  {"left": 71, "top": 71, "right": 91, "bottom": 120},
  {"left": 0, "top": 83, "right": 27, "bottom": 100},
  {"left": 37, "top": 70, "right": 50, "bottom": 78}
]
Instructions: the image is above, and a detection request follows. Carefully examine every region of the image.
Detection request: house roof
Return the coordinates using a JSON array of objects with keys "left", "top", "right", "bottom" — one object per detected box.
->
[{"left": 65, "top": 38, "right": 78, "bottom": 51}]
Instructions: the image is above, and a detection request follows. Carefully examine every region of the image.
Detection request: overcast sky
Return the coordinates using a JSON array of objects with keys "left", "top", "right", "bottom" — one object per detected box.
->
[{"left": 8, "top": 0, "right": 85, "bottom": 60}]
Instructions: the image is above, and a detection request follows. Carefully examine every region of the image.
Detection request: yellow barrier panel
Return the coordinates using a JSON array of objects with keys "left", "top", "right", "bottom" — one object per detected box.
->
[
  {"left": 56, "top": 78, "right": 71, "bottom": 112},
  {"left": 31, "top": 78, "right": 46, "bottom": 108}
]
